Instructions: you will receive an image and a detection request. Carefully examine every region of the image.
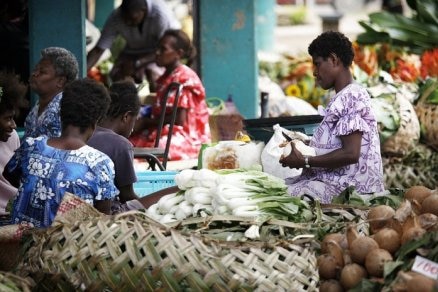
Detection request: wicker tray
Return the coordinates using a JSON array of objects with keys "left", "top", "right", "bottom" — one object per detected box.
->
[
  {"left": 415, "top": 81, "right": 438, "bottom": 150},
  {"left": 18, "top": 211, "right": 319, "bottom": 291},
  {"left": 2, "top": 193, "right": 372, "bottom": 291},
  {"left": 383, "top": 143, "right": 438, "bottom": 189}
]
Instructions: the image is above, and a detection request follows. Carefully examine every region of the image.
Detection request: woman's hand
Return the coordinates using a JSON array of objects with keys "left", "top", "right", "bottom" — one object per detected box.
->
[{"left": 279, "top": 143, "right": 305, "bottom": 169}]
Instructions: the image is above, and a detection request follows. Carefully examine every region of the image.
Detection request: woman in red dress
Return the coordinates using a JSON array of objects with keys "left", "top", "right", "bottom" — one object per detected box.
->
[{"left": 130, "top": 29, "right": 210, "bottom": 160}]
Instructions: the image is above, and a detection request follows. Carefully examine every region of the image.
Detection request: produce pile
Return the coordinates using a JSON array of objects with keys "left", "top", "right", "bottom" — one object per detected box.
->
[
  {"left": 146, "top": 168, "right": 314, "bottom": 225},
  {"left": 318, "top": 185, "right": 438, "bottom": 291}
]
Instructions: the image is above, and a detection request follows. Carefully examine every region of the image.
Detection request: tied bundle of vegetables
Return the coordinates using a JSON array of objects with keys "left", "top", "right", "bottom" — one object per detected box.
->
[
  {"left": 146, "top": 168, "right": 313, "bottom": 224},
  {"left": 211, "top": 169, "right": 313, "bottom": 222}
]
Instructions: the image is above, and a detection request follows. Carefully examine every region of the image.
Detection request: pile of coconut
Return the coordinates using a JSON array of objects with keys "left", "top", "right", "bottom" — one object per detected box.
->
[{"left": 318, "top": 186, "right": 438, "bottom": 292}]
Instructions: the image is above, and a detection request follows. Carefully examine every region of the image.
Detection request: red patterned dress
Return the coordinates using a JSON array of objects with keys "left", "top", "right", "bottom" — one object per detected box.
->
[{"left": 130, "top": 64, "right": 210, "bottom": 160}]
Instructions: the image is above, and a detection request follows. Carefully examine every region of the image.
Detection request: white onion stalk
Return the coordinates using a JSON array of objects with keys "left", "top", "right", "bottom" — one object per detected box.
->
[
  {"left": 157, "top": 192, "right": 184, "bottom": 214},
  {"left": 175, "top": 208, "right": 188, "bottom": 220},
  {"left": 174, "top": 169, "right": 196, "bottom": 190},
  {"left": 191, "top": 168, "right": 219, "bottom": 188},
  {"left": 244, "top": 225, "right": 260, "bottom": 239},
  {"left": 178, "top": 200, "right": 194, "bottom": 217},
  {"left": 184, "top": 187, "right": 212, "bottom": 205},
  {"left": 145, "top": 203, "right": 162, "bottom": 220},
  {"left": 232, "top": 205, "right": 260, "bottom": 217},
  {"left": 160, "top": 214, "right": 177, "bottom": 224},
  {"left": 192, "top": 203, "right": 213, "bottom": 217}
]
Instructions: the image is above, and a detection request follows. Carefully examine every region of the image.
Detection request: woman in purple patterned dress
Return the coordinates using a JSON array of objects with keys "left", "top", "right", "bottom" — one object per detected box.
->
[{"left": 279, "top": 31, "right": 384, "bottom": 204}]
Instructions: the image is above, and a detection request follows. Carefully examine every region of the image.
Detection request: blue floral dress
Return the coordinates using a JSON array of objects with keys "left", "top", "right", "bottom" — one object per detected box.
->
[
  {"left": 23, "top": 92, "right": 63, "bottom": 139},
  {"left": 7, "top": 136, "right": 119, "bottom": 227}
]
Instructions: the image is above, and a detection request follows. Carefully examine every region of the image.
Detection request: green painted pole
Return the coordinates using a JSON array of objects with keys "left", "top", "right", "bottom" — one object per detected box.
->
[
  {"left": 29, "top": 0, "right": 86, "bottom": 105},
  {"left": 198, "top": 0, "right": 258, "bottom": 119}
]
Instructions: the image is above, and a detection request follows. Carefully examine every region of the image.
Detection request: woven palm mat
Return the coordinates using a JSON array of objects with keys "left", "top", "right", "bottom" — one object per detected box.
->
[
  {"left": 0, "top": 271, "right": 33, "bottom": 292},
  {"left": 18, "top": 211, "right": 319, "bottom": 292},
  {"left": 383, "top": 143, "right": 438, "bottom": 189}
]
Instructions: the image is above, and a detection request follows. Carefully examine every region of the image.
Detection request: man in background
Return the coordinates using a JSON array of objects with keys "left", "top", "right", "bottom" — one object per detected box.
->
[{"left": 87, "top": 0, "right": 180, "bottom": 91}]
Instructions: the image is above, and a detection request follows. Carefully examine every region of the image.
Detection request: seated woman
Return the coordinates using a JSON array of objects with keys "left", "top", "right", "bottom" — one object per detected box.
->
[
  {"left": 87, "top": 80, "right": 145, "bottom": 213},
  {"left": 23, "top": 47, "right": 79, "bottom": 139},
  {"left": 130, "top": 29, "right": 210, "bottom": 161},
  {"left": 279, "top": 31, "right": 385, "bottom": 204},
  {"left": 4, "top": 78, "right": 118, "bottom": 228},
  {"left": 0, "top": 71, "right": 27, "bottom": 225}
]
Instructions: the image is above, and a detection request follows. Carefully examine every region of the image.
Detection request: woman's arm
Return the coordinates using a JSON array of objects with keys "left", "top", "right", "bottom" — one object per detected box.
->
[
  {"left": 280, "top": 131, "right": 363, "bottom": 169},
  {"left": 118, "top": 184, "right": 140, "bottom": 203},
  {"left": 132, "top": 108, "right": 187, "bottom": 134}
]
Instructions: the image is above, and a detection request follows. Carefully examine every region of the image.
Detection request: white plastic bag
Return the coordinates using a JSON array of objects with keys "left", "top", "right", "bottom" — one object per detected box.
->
[
  {"left": 261, "top": 124, "right": 309, "bottom": 180},
  {"left": 202, "top": 141, "right": 265, "bottom": 170}
]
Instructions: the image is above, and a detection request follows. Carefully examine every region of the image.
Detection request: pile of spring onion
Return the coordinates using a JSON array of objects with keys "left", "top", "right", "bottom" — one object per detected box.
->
[{"left": 146, "top": 168, "right": 313, "bottom": 224}]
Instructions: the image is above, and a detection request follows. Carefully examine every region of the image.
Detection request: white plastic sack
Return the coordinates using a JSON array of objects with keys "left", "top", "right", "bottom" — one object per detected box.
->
[{"left": 261, "top": 124, "right": 311, "bottom": 180}]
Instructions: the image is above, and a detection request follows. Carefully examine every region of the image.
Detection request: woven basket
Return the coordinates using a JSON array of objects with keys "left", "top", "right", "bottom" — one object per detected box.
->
[
  {"left": 0, "top": 223, "right": 33, "bottom": 272},
  {"left": 415, "top": 82, "right": 438, "bottom": 150},
  {"left": 0, "top": 271, "right": 33, "bottom": 292},
  {"left": 383, "top": 143, "right": 438, "bottom": 189},
  {"left": 18, "top": 211, "right": 319, "bottom": 291},
  {"left": 382, "top": 94, "right": 420, "bottom": 157}
]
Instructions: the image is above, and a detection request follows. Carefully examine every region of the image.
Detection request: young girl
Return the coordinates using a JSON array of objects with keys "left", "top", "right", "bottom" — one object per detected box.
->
[
  {"left": 130, "top": 29, "right": 210, "bottom": 161},
  {"left": 4, "top": 78, "right": 118, "bottom": 227},
  {"left": 87, "top": 80, "right": 145, "bottom": 213},
  {"left": 0, "top": 71, "right": 27, "bottom": 225}
]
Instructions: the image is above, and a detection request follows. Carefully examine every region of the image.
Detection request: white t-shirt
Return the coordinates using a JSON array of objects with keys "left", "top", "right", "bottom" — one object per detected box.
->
[{"left": 0, "top": 130, "right": 19, "bottom": 215}]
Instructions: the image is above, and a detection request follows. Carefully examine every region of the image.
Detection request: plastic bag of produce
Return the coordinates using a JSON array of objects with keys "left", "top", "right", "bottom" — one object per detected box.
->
[
  {"left": 261, "top": 124, "right": 310, "bottom": 179},
  {"left": 201, "top": 140, "right": 265, "bottom": 170}
]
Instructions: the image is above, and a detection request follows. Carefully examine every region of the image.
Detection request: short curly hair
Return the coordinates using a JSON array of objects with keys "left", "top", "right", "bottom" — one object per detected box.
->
[
  {"left": 0, "top": 71, "right": 27, "bottom": 115},
  {"left": 41, "top": 47, "right": 79, "bottom": 83},
  {"left": 107, "top": 80, "right": 140, "bottom": 119},
  {"left": 60, "top": 78, "right": 110, "bottom": 133},
  {"left": 308, "top": 31, "right": 354, "bottom": 67},
  {"left": 162, "top": 29, "right": 196, "bottom": 65}
]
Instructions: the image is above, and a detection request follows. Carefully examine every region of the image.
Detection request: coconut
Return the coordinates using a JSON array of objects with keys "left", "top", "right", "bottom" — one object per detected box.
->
[
  {"left": 404, "top": 186, "right": 432, "bottom": 209},
  {"left": 372, "top": 228, "right": 401, "bottom": 254},
  {"left": 350, "top": 236, "right": 379, "bottom": 265},
  {"left": 319, "top": 280, "right": 344, "bottom": 292},
  {"left": 318, "top": 254, "right": 340, "bottom": 280},
  {"left": 340, "top": 263, "right": 367, "bottom": 290},
  {"left": 421, "top": 194, "right": 438, "bottom": 216},
  {"left": 418, "top": 213, "right": 438, "bottom": 231},
  {"left": 367, "top": 205, "right": 395, "bottom": 234},
  {"left": 365, "top": 248, "right": 393, "bottom": 277},
  {"left": 321, "top": 233, "right": 347, "bottom": 254},
  {"left": 406, "top": 272, "right": 437, "bottom": 292}
]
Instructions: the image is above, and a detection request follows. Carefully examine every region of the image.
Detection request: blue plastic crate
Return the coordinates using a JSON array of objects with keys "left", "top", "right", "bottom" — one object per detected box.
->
[{"left": 134, "top": 171, "right": 178, "bottom": 197}]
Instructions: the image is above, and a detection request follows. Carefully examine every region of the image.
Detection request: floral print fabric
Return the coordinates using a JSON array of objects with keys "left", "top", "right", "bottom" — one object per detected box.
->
[
  {"left": 286, "top": 83, "right": 385, "bottom": 203},
  {"left": 7, "top": 136, "right": 118, "bottom": 227},
  {"left": 130, "top": 64, "right": 210, "bottom": 160},
  {"left": 23, "top": 92, "right": 63, "bottom": 139}
]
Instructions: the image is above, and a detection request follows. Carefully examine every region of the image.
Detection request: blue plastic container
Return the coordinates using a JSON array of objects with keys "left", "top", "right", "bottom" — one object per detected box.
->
[{"left": 134, "top": 171, "right": 178, "bottom": 197}]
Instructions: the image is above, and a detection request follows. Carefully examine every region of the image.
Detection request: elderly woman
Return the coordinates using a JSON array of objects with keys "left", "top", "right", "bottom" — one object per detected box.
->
[{"left": 23, "top": 47, "right": 79, "bottom": 139}]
